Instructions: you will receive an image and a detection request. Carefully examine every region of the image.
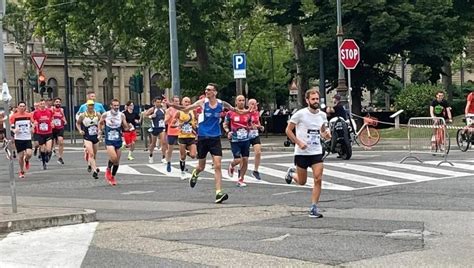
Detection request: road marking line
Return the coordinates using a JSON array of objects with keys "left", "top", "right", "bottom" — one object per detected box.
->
[
  {"left": 425, "top": 161, "right": 474, "bottom": 172},
  {"left": 0, "top": 222, "right": 97, "bottom": 267},
  {"left": 260, "top": 233, "right": 291, "bottom": 242},
  {"left": 324, "top": 162, "right": 435, "bottom": 182},
  {"left": 122, "top": 190, "right": 155, "bottom": 195},
  {"left": 272, "top": 190, "right": 305, "bottom": 196},
  {"left": 116, "top": 165, "right": 142, "bottom": 175},
  {"left": 374, "top": 162, "right": 471, "bottom": 177}
]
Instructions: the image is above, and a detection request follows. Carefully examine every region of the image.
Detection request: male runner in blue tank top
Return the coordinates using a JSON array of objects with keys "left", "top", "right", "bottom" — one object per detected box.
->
[{"left": 169, "top": 83, "right": 245, "bottom": 203}]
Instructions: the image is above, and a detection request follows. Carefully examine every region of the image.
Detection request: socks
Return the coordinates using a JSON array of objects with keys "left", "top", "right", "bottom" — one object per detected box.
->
[
  {"left": 107, "top": 160, "right": 113, "bottom": 169},
  {"left": 180, "top": 160, "right": 185, "bottom": 171},
  {"left": 40, "top": 152, "right": 46, "bottom": 164},
  {"left": 112, "top": 165, "right": 119, "bottom": 176}
]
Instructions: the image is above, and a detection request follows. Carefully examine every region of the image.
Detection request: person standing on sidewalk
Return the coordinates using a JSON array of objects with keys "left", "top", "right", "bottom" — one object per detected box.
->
[
  {"left": 168, "top": 83, "right": 239, "bottom": 203},
  {"left": 284, "top": 89, "right": 331, "bottom": 218},
  {"left": 122, "top": 101, "right": 140, "bottom": 161},
  {"left": 51, "top": 98, "right": 67, "bottom": 165},
  {"left": 173, "top": 96, "right": 197, "bottom": 180},
  {"left": 9, "top": 101, "right": 33, "bottom": 179},
  {"left": 247, "top": 99, "right": 264, "bottom": 180},
  {"left": 164, "top": 96, "right": 181, "bottom": 172},
  {"left": 223, "top": 95, "right": 252, "bottom": 187},
  {"left": 33, "top": 99, "right": 54, "bottom": 170},
  {"left": 76, "top": 100, "right": 101, "bottom": 179},
  {"left": 99, "top": 99, "right": 129, "bottom": 186},
  {"left": 144, "top": 97, "right": 166, "bottom": 164}
]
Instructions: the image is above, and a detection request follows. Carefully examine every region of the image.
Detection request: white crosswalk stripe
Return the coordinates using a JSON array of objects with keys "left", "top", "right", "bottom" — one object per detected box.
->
[{"left": 102, "top": 158, "right": 471, "bottom": 192}]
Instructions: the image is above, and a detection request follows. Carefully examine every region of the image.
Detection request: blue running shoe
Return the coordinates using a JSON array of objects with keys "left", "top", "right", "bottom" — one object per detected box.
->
[
  {"left": 309, "top": 205, "right": 323, "bottom": 218},
  {"left": 167, "top": 162, "right": 172, "bottom": 172},
  {"left": 285, "top": 167, "right": 295, "bottom": 184}
]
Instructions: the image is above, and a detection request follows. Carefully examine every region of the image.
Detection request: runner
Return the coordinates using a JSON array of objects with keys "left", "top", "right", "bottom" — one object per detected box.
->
[
  {"left": 164, "top": 96, "right": 181, "bottom": 172},
  {"left": 122, "top": 101, "right": 140, "bottom": 160},
  {"left": 284, "top": 89, "right": 331, "bottom": 218},
  {"left": 51, "top": 97, "right": 67, "bottom": 164},
  {"left": 173, "top": 96, "right": 197, "bottom": 180},
  {"left": 9, "top": 101, "right": 33, "bottom": 179},
  {"left": 77, "top": 91, "right": 106, "bottom": 115},
  {"left": 76, "top": 100, "right": 101, "bottom": 179},
  {"left": 169, "top": 83, "right": 244, "bottom": 203},
  {"left": 32, "top": 102, "right": 39, "bottom": 158},
  {"left": 144, "top": 97, "right": 166, "bottom": 164},
  {"left": 32, "top": 99, "right": 54, "bottom": 170},
  {"left": 99, "top": 99, "right": 129, "bottom": 186},
  {"left": 223, "top": 95, "right": 252, "bottom": 187},
  {"left": 247, "top": 98, "right": 264, "bottom": 180}
]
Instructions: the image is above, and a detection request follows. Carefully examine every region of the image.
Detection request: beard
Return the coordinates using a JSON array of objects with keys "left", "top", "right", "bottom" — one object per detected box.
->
[
  {"left": 309, "top": 102, "right": 320, "bottom": 110},
  {"left": 55, "top": 104, "right": 61, "bottom": 108}
]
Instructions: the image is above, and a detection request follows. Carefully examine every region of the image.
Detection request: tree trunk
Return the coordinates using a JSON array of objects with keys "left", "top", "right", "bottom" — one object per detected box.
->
[
  {"left": 193, "top": 35, "right": 210, "bottom": 72},
  {"left": 442, "top": 60, "right": 453, "bottom": 102},
  {"left": 289, "top": 24, "right": 308, "bottom": 107},
  {"left": 106, "top": 55, "right": 114, "bottom": 101}
]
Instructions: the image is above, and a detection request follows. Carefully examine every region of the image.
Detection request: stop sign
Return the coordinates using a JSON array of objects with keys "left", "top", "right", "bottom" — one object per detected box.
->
[{"left": 339, "top": 39, "right": 360, "bottom": 69}]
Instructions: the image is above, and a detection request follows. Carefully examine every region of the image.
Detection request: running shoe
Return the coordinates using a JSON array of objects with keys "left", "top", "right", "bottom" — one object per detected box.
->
[
  {"left": 166, "top": 162, "right": 171, "bottom": 172},
  {"left": 25, "top": 160, "right": 30, "bottom": 171},
  {"left": 42, "top": 163, "right": 47, "bottom": 170},
  {"left": 105, "top": 168, "right": 113, "bottom": 185},
  {"left": 110, "top": 176, "right": 117, "bottom": 186},
  {"left": 236, "top": 179, "right": 247, "bottom": 187},
  {"left": 309, "top": 205, "right": 323, "bottom": 218},
  {"left": 92, "top": 171, "right": 98, "bottom": 179},
  {"left": 285, "top": 167, "right": 295, "bottom": 184},
  {"left": 180, "top": 171, "right": 187, "bottom": 180},
  {"left": 189, "top": 169, "right": 199, "bottom": 188},
  {"left": 18, "top": 171, "right": 25, "bottom": 179},
  {"left": 57, "top": 157, "right": 64, "bottom": 165},
  {"left": 148, "top": 156, "right": 154, "bottom": 164},
  {"left": 161, "top": 157, "right": 167, "bottom": 164},
  {"left": 87, "top": 165, "right": 92, "bottom": 173},
  {"left": 227, "top": 163, "right": 234, "bottom": 178},
  {"left": 252, "top": 170, "right": 262, "bottom": 180},
  {"left": 128, "top": 153, "right": 134, "bottom": 161},
  {"left": 215, "top": 192, "right": 229, "bottom": 204}
]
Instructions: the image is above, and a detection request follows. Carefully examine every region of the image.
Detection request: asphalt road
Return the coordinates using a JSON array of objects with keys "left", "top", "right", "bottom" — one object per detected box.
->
[{"left": 0, "top": 146, "right": 473, "bottom": 267}]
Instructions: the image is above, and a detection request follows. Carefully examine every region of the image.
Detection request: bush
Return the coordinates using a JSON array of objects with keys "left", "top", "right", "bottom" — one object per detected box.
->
[{"left": 395, "top": 84, "right": 441, "bottom": 117}]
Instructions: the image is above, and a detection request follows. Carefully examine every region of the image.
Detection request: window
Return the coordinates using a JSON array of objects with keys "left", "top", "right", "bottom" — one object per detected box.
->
[
  {"left": 103, "top": 78, "right": 113, "bottom": 102},
  {"left": 76, "top": 78, "right": 87, "bottom": 105},
  {"left": 150, "top": 73, "right": 164, "bottom": 102}
]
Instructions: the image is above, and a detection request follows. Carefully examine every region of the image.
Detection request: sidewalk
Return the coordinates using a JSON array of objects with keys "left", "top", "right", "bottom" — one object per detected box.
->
[
  {"left": 61, "top": 135, "right": 410, "bottom": 152},
  {"left": 0, "top": 205, "right": 96, "bottom": 234}
]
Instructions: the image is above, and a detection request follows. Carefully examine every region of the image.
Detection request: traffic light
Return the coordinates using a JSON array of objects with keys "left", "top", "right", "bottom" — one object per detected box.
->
[
  {"left": 39, "top": 72, "right": 46, "bottom": 96},
  {"left": 28, "top": 74, "right": 38, "bottom": 93},
  {"left": 129, "top": 76, "right": 135, "bottom": 92},
  {"left": 129, "top": 74, "right": 144, "bottom": 94}
]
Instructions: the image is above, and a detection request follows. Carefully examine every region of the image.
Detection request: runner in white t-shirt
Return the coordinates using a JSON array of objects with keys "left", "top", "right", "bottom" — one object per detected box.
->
[{"left": 284, "top": 88, "right": 331, "bottom": 218}]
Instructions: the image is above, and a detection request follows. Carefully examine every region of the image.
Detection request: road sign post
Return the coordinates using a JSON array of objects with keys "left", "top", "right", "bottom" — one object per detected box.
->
[
  {"left": 339, "top": 39, "right": 360, "bottom": 119},
  {"left": 233, "top": 53, "right": 246, "bottom": 95}
]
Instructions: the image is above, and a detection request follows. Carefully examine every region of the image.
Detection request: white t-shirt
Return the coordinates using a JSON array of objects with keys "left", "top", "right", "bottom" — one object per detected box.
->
[{"left": 289, "top": 108, "right": 328, "bottom": 155}]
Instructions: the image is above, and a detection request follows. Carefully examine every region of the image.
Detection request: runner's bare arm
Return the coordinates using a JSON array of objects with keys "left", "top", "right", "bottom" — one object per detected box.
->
[
  {"left": 285, "top": 122, "right": 307, "bottom": 150},
  {"left": 76, "top": 115, "right": 85, "bottom": 135},
  {"left": 121, "top": 114, "right": 129, "bottom": 131},
  {"left": 169, "top": 99, "right": 204, "bottom": 113}
]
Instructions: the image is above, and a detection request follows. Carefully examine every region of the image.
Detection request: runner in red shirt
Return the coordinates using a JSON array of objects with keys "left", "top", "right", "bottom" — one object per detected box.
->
[
  {"left": 51, "top": 97, "right": 67, "bottom": 165},
  {"left": 247, "top": 99, "right": 265, "bottom": 180},
  {"left": 33, "top": 99, "right": 54, "bottom": 170}
]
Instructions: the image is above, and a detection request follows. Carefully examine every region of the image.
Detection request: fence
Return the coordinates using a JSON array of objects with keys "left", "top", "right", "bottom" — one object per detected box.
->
[{"left": 400, "top": 117, "right": 452, "bottom": 166}]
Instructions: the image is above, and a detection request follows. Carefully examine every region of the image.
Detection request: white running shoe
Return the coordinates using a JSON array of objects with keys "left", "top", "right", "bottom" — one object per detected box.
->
[{"left": 148, "top": 156, "right": 154, "bottom": 164}]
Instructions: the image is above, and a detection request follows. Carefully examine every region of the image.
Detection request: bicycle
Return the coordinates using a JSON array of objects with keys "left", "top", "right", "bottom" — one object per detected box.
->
[
  {"left": 431, "top": 118, "right": 450, "bottom": 154},
  {"left": 456, "top": 115, "right": 474, "bottom": 152},
  {"left": 350, "top": 114, "right": 380, "bottom": 147}
]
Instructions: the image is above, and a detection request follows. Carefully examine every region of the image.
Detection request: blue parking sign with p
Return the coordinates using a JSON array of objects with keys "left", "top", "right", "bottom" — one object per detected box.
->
[{"left": 233, "top": 53, "right": 246, "bottom": 70}]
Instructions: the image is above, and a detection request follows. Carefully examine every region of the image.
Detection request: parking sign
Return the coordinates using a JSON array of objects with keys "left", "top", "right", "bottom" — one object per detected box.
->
[{"left": 233, "top": 53, "right": 246, "bottom": 79}]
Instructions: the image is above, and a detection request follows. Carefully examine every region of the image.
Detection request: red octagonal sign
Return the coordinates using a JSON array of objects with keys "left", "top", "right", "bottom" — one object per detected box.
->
[{"left": 339, "top": 39, "right": 360, "bottom": 69}]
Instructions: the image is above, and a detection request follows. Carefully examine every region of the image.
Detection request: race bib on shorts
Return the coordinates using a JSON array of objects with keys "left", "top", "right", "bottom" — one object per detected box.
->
[
  {"left": 107, "top": 129, "right": 120, "bottom": 141},
  {"left": 39, "top": 122, "right": 49, "bottom": 131},
  {"left": 88, "top": 126, "right": 98, "bottom": 136}
]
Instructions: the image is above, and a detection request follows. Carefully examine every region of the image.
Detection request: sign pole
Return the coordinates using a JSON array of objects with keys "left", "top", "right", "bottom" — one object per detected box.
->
[{"left": 347, "top": 69, "right": 352, "bottom": 120}]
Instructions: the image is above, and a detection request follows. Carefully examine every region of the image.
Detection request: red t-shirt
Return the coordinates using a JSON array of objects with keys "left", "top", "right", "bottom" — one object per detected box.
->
[
  {"left": 467, "top": 93, "right": 474, "bottom": 114},
  {"left": 33, "top": 109, "right": 54, "bottom": 135},
  {"left": 51, "top": 107, "right": 65, "bottom": 130}
]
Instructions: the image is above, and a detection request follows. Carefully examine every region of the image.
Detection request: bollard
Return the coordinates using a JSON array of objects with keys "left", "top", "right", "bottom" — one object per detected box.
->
[{"left": 390, "top": 109, "right": 404, "bottom": 129}]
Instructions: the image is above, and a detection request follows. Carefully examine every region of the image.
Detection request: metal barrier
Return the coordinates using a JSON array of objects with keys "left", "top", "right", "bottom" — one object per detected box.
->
[{"left": 400, "top": 117, "right": 452, "bottom": 166}]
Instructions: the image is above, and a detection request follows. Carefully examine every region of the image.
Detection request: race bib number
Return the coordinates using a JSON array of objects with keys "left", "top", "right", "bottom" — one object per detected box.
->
[
  {"left": 19, "top": 124, "right": 29, "bottom": 134},
  {"left": 53, "top": 118, "right": 62, "bottom": 127},
  {"left": 107, "top": 129, "right": 120, "bottom": 141},
  {"left": 182, "top": 123, "right": 193, "bottom": 134},
  {"left": 158, "top": 119, "right": 165, "bottom": 128},
  {"left": 39, "top": 122, "right": 49, "bottom": 131},
  {"left": 88, "top": 126, "right": 98, "bottom": 136},
  {"left": 249, "top": 129, "right": 259, "bottom": 138},
  {"left": 236, "top": 128, "right": 248, "bottom": 140},
  {"left": 307, "top": 129, "right": 321, "bottom": 150}
]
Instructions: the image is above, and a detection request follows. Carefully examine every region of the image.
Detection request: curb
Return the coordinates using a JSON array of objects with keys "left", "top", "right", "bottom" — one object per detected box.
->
[{"left": 0, "top": 208, "right": 97, "bottom": 234}]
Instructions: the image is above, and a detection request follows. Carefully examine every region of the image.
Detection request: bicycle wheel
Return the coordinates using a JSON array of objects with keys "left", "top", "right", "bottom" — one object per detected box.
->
[
  {"left": 358, "top": 126, "right": 380, "bottom": 147},
  {"left": 456, "top": 129, "right": 470, "bottom": 152}
]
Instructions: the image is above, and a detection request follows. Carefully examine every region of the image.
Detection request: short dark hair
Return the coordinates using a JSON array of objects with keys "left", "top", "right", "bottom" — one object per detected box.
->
[
  {"left": 54, "top": 97, "right": 62, "bottom": 102},
  {"left": 152, "top": 97, "right": 162, "bottom": 103},
  {"left": 126, "top": 100, "right": 133, "bottom": 106},
  {"left": 110, "top": 98, "right": 120, "bottom": 105},
  {"left": 17, "top": 101, "right": 26, "bottom": 106},
  {"left": 207, "top": 83, "right": 218, "bottom": 91}
]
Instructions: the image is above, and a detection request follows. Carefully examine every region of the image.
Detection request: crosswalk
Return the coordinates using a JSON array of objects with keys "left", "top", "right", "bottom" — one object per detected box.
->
[{"left": 102, "top": 158, "right": 473, "bottom": 192}]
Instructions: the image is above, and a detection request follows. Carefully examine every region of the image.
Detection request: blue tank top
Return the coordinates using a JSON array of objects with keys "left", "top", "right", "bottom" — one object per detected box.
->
[
  {"left": 198, "top": 98, "right": 223, "bottom": 138},
  {"left": 151, "top": 107, "right": 166, "bottom": 129}
]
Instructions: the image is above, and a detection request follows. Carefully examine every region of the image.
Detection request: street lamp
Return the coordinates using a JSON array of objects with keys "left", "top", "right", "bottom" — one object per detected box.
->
[{"left": 335, "top": 0, "right": 348, "bottom": 104}]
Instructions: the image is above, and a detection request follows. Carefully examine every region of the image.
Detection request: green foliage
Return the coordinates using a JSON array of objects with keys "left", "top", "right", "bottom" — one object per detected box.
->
[
  {"left": 410, "top": 65, "right": 431, "bottom": 85},
  {"left": 395, "top": 84, "right": 441, "bottom": 117}
]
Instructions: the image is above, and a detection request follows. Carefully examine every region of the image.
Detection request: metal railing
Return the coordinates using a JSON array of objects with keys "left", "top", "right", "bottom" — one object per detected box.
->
[{"left": 400, "top": 117, "right": 452, "bottom": 166}]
